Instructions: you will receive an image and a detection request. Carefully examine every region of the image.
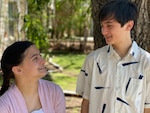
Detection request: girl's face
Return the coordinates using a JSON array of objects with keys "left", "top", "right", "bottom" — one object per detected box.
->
[{"left": 18, "top": 45, "right": 48, "bottom": 79}]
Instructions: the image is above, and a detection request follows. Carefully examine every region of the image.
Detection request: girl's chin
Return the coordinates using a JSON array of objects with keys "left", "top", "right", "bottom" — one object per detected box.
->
[
  {"left": 40, "top": 72, "right": 49, "bottom": 78},
  {"left": 39, "top": 70, "right": 49, "bottom": 76}
]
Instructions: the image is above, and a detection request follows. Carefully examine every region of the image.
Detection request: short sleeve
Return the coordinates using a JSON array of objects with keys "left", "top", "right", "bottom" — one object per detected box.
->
[{"left": 76, "top": 55, "right": 93, "bottom": 100}]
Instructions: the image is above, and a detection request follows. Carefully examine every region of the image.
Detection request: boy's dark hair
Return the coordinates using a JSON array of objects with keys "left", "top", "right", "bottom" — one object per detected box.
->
[{"left": 99, "top": 0, "right": 138, "bottom": 27}]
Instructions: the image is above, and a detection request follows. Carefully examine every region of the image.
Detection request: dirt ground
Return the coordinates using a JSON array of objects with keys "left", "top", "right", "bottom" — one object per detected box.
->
[{"left": 66, "top": 96, "right": 82, "bottom": 113}]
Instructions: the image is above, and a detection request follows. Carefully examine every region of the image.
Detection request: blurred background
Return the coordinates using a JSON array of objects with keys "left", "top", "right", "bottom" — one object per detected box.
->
[{"left": 1, "top": 0, "right": 150, "bottom": 112}]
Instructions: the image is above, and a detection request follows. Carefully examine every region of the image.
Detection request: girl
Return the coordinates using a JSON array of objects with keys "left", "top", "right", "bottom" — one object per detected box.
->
[{"left": 0, "top": 41, "right": 66, "bottom": 113}]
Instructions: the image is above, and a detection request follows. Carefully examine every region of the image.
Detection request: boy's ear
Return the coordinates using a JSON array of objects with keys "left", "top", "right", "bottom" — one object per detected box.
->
[
  {"left": 126, "top": 20, "right": 134, "bottom": 30},
  {"left": 12, "top": 66, "right": 22, "bottom": 75}
]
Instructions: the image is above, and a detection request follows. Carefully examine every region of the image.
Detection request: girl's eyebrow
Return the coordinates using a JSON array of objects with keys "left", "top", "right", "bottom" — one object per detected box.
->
[{"left": 30, "top": 53, "right": 39, "bottom": 59}]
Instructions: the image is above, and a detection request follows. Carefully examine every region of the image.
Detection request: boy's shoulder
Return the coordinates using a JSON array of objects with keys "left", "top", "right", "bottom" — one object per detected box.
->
[
  {"left": 131, "top": 41, "right": 150, "bottom": 64},
  {"left": 138, "top": 47, "right": 150, "bottom": 61}
]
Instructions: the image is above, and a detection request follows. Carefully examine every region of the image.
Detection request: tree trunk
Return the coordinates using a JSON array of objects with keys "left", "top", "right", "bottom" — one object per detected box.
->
[
  {"left": 91, "top": 0, "right": 150, "bottom": 52},
  {"left": 91, "top": 0, "right": 107, "bottom": 50},
  {"left": 0, "top": 0, "right": 8, "bottom": 56},
  {"left": 16, "top": 0, "right": 27, "bottom": 40},
  {"left": 0, "top": 0, "right": 2, "bottom": 17},
  {"left": 50, "top": 0, "right": 56, "bottom": 39},
  {"left": 131, "top": 0, "right": 150, "bottom": 51}
]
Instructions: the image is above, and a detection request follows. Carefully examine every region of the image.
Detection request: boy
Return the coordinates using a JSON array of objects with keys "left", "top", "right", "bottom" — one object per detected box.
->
[{"left": 76, "top": 0, "right": 150, "bottom": 113}]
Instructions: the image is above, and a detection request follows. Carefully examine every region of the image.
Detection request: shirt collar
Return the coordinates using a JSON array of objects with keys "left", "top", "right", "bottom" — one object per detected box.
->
[
  {"left": 107, "top": 41, "right": 139, "bottom": 59},
  {"left": 107, "top": 45, "right": 116, "bottom": 58},
  {"left": 128, "top": 41, "right": 139, "bottom": 58}
]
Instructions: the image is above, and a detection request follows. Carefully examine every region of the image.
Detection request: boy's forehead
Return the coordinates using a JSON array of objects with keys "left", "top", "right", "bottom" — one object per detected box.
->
[
  {"left": 100, "top": 13, "right": 116, "bottom": 22},
  {"left": 100, "top": 18, "right": 117, "bottom": 24}
]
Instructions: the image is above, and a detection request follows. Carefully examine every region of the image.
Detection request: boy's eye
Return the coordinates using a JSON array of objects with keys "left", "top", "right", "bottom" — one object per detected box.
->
[
  {"left": 100, "top": 24, "right": 113, "bottom": 29},
  {"left": 107, "top": 24, "right": 113, "bottom": 28}
]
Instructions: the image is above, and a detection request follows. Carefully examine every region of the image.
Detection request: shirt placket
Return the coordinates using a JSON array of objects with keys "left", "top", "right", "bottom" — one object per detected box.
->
[{"left": 115, "top": 61, "right": 123, "bottom": 113}]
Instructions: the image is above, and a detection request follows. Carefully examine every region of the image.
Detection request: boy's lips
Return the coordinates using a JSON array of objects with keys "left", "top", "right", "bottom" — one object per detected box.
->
[{"left": 105, "top": 36, "right": 112, "bottom": 39}]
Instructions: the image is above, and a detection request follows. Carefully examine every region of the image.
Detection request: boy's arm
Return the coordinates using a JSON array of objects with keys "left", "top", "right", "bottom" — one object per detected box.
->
[
  {"left": 81, "top": 99, "right": 89, "bottom": 113},
  {"left": 144, "top": 108, "right": 150, "bottom": 113}
]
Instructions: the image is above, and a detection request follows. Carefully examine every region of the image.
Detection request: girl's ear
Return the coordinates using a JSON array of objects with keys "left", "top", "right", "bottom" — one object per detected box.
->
[
  {"left": 12, "top": 66, "right": 22, "bottom": 75},
  {"left": 126, "top": 20, "right": 134, "bottom": 30}
]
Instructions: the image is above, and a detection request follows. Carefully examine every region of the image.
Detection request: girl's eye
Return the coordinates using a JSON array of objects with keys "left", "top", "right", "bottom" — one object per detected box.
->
[
  {"left": 40, "top": 54, "right": 43, "bottom": 57},
  {"left": 33, "top": 56, "right": 38, "bottom": 61}
]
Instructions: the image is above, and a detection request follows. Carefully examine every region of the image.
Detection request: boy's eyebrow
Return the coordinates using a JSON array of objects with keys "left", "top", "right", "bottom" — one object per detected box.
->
[
  {"left": 106, "top": 21, "right": 113, "bottom": 23},
  {"left": 100, "top": 20, "right": 114, "bottom": 25}
]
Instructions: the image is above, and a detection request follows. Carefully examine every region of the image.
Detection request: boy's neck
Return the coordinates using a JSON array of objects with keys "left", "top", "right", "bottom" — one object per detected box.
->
[{"left": 112, "top": 40, "right": 132, "bottom": 59}]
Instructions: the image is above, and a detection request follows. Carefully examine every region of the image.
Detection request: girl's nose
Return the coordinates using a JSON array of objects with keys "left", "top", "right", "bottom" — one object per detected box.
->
[{"left": 40, "top": 57, "right": 46, "bottom": 64}]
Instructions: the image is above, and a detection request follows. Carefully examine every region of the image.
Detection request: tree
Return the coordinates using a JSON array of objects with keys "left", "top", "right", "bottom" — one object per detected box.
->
[
  {"left": 16, "top": 0, "right": 27, "bottom": 40},
  {"left": 0, "top": 0, "right": 2, "bottom": 17},
  {"left": 24, "top": 0, "right": 50, "bottom": 53},
  {"left": 132, "top": 0, "right": 150, "bottom": 51},
  {"left": 91, "top": 0, "right": 108, "bottom": 50},
  {"left": 53, "top": 0, "right": 91, "bottom": 40},
  {"left": 0, "top": 0, "right": 9, "bottom": 54},
  {"left": 91, "top": 0, "right": 150, "bottom": 52}
]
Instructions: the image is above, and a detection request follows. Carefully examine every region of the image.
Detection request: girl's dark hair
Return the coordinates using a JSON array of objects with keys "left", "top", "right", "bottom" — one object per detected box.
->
[
  {"left": 0, "top": 41, "right": 34, "bottom": 96},
  {"left": 99, "top": 0, "right": 138, "bottom": 27}
]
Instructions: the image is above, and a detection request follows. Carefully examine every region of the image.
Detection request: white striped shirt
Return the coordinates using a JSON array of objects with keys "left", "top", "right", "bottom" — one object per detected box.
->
[{"left": 76, "top": 41, "right": 150, "bottom": 113}]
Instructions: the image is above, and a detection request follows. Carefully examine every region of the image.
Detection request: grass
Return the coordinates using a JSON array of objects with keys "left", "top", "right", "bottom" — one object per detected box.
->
[
  {"left": 51, "top": 73, "right": 77, "bottom": 91},
  {"left": 49, "top": 51, "right": 86, "bottom": 91}
]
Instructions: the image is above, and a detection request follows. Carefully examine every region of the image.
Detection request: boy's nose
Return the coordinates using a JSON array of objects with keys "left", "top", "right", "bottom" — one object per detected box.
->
[{"left": 101, "top": 28, "right": 108, "bottom": 36}]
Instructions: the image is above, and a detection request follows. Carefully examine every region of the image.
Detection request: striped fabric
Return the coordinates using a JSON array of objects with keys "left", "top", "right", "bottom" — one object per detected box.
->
[{"left": 76, "top": 41, "right": 150, "bottom": 113}]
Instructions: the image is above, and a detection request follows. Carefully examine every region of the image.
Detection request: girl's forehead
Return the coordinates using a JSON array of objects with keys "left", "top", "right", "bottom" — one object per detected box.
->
[{"left": 23, "top": 45, "right": 39, "bottom": 57}]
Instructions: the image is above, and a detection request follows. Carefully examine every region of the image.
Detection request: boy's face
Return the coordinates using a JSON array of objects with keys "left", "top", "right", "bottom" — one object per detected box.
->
[{"left": 100, "top": 18, "right": 131, "bottom": 46}]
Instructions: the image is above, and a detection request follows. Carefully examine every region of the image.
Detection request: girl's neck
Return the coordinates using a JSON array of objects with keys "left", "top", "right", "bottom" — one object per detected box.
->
[{"left": 16, "top": 79, "right": 39, "bottom": 96}]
